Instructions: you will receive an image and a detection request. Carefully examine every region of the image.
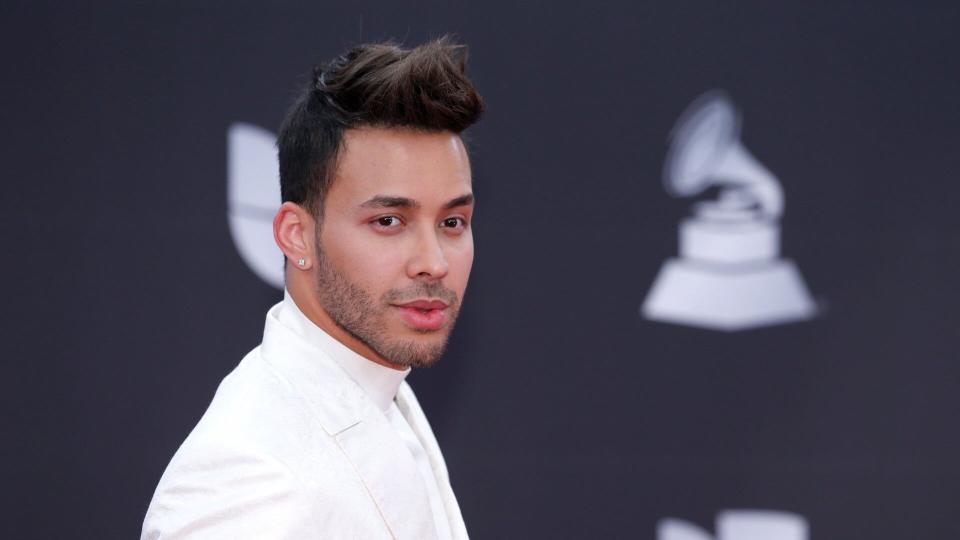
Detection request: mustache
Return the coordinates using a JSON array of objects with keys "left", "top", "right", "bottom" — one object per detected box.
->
[{"left": 383, "top": 282, "right": 458, "bottom": 306}]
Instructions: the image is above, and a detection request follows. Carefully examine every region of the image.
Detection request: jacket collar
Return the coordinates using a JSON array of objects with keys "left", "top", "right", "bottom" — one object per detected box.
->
[{"left": 278, "top": 290, "right": 410, "bottom": 412}]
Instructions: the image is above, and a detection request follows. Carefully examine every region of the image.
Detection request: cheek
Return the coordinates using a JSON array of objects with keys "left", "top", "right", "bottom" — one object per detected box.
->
[
  {"left": 321, "top": 226, "right": 405, "bottom": 288},
  {"left": 347, "top": 249, "right": 407, "bottom": 292}
]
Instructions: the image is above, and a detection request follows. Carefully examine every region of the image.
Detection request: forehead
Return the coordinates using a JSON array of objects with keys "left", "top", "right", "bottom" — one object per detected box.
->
[{"left": 330, "top": 127, "right": 472, "bottom": 205}]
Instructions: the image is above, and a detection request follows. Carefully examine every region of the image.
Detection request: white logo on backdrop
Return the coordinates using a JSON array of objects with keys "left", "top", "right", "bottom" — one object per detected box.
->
[
  {"left": 642, "top": 91, "right": 817, "bottom": 331},
  {"left": 227, "top": 123, "right": 284, "bottom": 289},
  {"left": 659, "top": 509, "right": 809, "bottom": 540}
]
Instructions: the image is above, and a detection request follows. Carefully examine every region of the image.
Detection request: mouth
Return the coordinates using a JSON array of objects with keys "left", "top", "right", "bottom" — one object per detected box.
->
[{"left": 392, "top": 299, "right": 449, "bottom": 331}]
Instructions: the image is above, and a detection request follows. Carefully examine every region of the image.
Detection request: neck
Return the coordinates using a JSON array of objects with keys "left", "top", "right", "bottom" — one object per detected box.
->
[{"left": 286, "top": 272, "right": 407, "bottom": 371}]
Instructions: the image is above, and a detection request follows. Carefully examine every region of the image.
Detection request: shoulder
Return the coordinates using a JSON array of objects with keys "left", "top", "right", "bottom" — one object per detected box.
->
[
  {"left": 158, "top": 347, "right": 354, "bottom": 482},
  {"left": 142, "top": 442, "right": 314, "bottom": 539},
  {"left": 142, "top": 351, "right": 387, "bottom": 539},
  {"left": 142, "top": 441, "right": 389, "bottom": 539}
]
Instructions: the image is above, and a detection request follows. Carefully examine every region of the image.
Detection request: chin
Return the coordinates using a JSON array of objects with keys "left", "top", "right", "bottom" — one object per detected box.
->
[{"left": 391, "top": 334, "right": 451, "bottom": 367}]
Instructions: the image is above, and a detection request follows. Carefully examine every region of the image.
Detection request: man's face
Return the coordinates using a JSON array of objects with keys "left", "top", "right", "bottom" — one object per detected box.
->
[{"left": 313, "top": 127, "right": 474, "bottom": 368}]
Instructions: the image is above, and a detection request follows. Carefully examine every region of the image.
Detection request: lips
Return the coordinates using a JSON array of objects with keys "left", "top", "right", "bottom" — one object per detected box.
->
[{"left": 393, "top": 299, "right": 449, "bottom": 331}]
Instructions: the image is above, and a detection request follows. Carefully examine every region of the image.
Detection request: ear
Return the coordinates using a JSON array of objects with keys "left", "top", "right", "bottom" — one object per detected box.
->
[{"left": 273, "top": 201, "right": 316, "bottom": 270}]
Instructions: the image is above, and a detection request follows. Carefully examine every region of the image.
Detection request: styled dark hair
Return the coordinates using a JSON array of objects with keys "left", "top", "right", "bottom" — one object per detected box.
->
[{"left": 277, "top": 36, "right": 484, "bottom": 217}]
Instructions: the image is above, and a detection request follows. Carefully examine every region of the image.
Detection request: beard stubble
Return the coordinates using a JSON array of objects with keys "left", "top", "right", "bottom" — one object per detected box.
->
[{"left": 312, "top": 242, "right": 461, "bottom": 369}]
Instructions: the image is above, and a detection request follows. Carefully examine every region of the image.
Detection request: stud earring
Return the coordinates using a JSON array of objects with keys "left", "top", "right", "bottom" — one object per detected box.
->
[{"left": 297, "top": 258, "right": 306, "bottom": 267}]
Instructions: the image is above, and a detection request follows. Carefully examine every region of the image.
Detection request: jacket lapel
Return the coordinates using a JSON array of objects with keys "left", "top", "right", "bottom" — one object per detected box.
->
[
  {"left": 396, "top": 383, "right": 469, "bottom": 539},
  {"left": 334, "top": 403, "right": 438, "bottom": 540}
]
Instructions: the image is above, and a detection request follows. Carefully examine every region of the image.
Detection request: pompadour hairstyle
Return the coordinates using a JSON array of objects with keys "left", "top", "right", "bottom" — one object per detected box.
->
[{"left": 276, "top": 36, "right": 484, "bottom": 217}]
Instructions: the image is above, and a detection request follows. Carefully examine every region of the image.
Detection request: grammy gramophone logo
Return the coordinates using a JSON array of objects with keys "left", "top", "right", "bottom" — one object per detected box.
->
[{"left": 642, "top": 91, "right": 817, "bottom": 331}]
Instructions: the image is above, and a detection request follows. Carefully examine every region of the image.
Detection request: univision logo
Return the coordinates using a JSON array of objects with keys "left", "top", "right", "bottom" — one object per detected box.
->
[
  {"left": 642, "top": 91, "right": 818, "bottom": 332},
  {"left": 226, "top": 123, "right": 284, "bottom": 289},
  {"left": 659, "top": 509, "right": 809, "bottom": 540}
]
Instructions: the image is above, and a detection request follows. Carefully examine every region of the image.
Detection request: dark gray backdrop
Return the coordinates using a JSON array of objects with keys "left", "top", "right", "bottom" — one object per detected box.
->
[{"left": 3, "top": 1, "right": 959, "bottom": 538}]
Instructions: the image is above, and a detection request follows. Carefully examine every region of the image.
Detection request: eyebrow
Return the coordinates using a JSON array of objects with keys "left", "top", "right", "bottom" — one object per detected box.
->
[
  {"left": 444, "top": 193, "right": 474, "bottom": 209},
  {"left": 360, "top": 195, "right": 419, "bottom": 209},
  {"left": 359, "top": 193, "right": 474, "bottom": 210}
]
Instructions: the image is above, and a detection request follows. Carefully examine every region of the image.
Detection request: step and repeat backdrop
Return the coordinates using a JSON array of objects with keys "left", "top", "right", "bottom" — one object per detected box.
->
[{"left": 4, "top": 1, "right": 959, "bottom": 538}]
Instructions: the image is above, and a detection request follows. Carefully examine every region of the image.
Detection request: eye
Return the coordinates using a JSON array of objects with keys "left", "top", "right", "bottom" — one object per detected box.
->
[
  {"left": 371, "top": 215, "right": 404, "bottom": 230},
  {"left": 440, "top": 217, "right": 468, "bottom": 231}
]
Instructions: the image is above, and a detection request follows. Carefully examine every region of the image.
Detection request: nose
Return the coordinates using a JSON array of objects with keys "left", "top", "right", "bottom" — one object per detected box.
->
[{"left": 406, "top": 226, "right": 449, "bottom": 281}]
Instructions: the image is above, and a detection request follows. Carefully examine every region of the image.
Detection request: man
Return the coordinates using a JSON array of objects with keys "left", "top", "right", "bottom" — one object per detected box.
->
[{"left": 142, "top": 37, "right": 483, "bottom": 539}]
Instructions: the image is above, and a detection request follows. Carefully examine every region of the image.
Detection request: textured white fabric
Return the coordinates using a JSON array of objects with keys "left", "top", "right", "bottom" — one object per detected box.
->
[
  {"left": 140, "top": 297, "right": 468, "bottom": 540},
  {"left": 387, "top": 402, "right": 452, "bottom": 540}
]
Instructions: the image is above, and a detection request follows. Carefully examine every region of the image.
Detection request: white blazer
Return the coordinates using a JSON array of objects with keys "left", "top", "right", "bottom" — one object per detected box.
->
[{"left": 142, "top": 303, "right": 468, "bottom": 539}]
